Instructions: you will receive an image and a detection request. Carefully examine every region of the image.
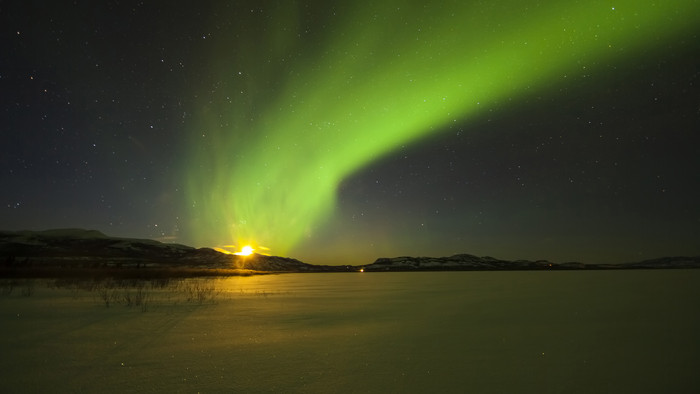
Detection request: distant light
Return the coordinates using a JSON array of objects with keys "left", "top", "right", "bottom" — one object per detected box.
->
[{"left": 235, "top": 245, "right": 254, "bottom": 256}]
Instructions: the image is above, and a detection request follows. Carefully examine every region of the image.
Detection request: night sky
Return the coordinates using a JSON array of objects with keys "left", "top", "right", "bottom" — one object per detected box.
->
[{"left": 2, "top": 1, "right": 699, "bottom": 265}]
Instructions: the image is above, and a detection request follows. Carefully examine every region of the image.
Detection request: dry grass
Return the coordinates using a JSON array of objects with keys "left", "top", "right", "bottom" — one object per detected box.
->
[
  {"left": 1, "top": 263, "right": 266, "bottom": 280},
  {"left": 0, "top": 279, "right": 35, "bottom": 297},
  {"left": 0, "top": 261, "right": 287, "bottom": 312}
]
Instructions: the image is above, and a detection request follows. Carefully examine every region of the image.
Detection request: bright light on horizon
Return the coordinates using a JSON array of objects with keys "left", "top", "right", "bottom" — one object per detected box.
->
[
  {"left": 214, "top": 244, "right": 262, "bottom": 256},
  {"left": 235, "top": 245, "right": 254, "bottom": 256}
]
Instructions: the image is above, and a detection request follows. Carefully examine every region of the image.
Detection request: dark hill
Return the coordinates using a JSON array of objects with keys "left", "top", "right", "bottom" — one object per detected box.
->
[
  {"left": 0, "top": 229, "right": 327, "bottom": 273},
  {"left": 2, "top": 229, "right": 697, "bottom": 276},
  {"left": 363, "top": 254, "right": 700, "bottom": 271}
]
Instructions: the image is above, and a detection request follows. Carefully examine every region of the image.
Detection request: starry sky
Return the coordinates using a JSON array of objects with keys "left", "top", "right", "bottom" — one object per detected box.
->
[{"left": 2, "top": 1, "right": 699, "bottom": 265}]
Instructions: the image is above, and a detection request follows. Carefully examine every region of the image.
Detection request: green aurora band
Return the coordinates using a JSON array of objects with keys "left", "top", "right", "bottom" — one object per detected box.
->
[{"left": 185, "top": 1, "right": 699, "bottom": 255}]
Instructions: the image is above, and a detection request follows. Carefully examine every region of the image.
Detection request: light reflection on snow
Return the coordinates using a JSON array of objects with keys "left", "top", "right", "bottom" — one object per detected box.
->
[{"left": 1, "top": 271, "right": 699, "bottom": 393}]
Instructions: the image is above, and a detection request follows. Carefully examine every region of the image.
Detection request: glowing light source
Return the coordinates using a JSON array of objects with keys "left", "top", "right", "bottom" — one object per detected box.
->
[
  {"left": 235, "top": 245, "right": 254, "bottom": 256},
  {"left": 184, "top": 1, "right": 700, "bottom": 256}
]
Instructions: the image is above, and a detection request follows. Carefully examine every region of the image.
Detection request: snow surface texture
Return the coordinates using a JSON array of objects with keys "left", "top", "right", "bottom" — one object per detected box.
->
[{"left": 1, "top": 271, "right": 699, "bottom": 393}]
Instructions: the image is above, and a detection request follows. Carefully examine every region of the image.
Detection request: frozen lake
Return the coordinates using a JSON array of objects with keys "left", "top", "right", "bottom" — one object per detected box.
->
[{"left": 1, "top": 270, "right": 699, "bottom": 393}]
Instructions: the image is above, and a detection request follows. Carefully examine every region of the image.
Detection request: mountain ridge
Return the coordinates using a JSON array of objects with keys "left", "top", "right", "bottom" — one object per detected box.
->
[
  {"left": 0, "top": 229, "right": 326, "bottom": 273},
  {"left": 1, "top": 229, "right": 698, "bottom": 275},
  {"left": 364, "top": 254, "right": 700, "bottom": 271}
]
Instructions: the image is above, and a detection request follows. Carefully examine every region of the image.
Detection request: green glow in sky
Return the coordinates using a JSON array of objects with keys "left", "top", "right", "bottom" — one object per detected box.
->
[{"left": 185, "top": 1, "right": 699, "bottom": 255}]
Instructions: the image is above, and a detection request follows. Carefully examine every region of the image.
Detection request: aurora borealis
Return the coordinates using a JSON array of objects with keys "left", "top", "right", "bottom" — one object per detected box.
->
[
  {"left": 185, "top": 1, "right": 699, "bottom": 259},
  {"left": 2, "top": 1, "right": 699, "bottom": 264}
]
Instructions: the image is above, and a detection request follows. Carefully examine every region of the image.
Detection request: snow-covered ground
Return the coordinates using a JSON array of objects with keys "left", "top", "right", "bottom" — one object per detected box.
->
[{"left": 1, "top": 270, "right": 699, "bottom": 393}]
